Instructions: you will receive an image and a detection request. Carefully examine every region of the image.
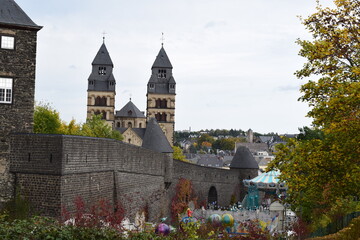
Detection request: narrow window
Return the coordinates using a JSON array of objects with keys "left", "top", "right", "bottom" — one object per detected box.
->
[
  {"left": 149, "top": 83, "right": 154, "bottom": 89},
  {"left": 1, "top": 36, "right": 15, "bottom": 49},
  {"left": 128, "top": 122, "right": 132, "bottom": 128},
  {"left": 117, "top": 122, "right": 120, "bottom": 128},
  {"left": 139, "top": 123, "right": 142, "bottom": 128},
  {"left": 0, "top": 78, "right": 13, "bottom": 104}
]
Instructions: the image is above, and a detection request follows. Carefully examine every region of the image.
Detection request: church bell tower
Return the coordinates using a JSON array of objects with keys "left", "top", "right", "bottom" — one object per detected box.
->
[
  {"left": 146, "top": 45, "right": 176, "bottom": 145},
  {"left": 87, "top": 40, "right": 116, "bottom": 126}
]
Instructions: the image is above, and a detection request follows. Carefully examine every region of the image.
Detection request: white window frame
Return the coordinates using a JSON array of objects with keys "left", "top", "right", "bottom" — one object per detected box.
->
[
  {"left": 1, "top": 36, "right": 15, "bottom": 49},
  {"left": 0, "top": 77, "right": 13, "bottom": 104}
]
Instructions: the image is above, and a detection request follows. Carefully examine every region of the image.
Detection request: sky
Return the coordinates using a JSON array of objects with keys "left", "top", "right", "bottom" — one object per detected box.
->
[{"left": 17, "top": 0, "right": 335, "bottom": 134}]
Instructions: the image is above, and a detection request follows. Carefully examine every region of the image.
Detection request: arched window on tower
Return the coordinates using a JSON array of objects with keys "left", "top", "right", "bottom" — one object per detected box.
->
[
  {"left": 161, "top": 113, "right": 167, "bottom": 122},
  {"left": 155, "top": 113, "right": 161, "bottom": 122},
  {"left": 117, "top": 122, "right": 120, "bottom": 128},
  {"left": 160, "top": 99, "right": 167, "bottom": 108},
  {"left": 101, "top": 111, "right": 106, "bottom": 120},
  {"left": 95, "top": 96, "right": 101, "bottom": 106},
  {"left": 155, "top": 99, "right": 161, "bottom": 108},
  {"left": 95, "top": 96, "right": 107, "bottom": 106},
  {"left": 128, "top": 122, "right": 132, "bottom": 128}
]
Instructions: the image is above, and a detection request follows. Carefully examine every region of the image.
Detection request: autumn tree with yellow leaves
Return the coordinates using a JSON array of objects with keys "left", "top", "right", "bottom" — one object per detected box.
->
[{"left": 268, "top": 0, "right": 360, "bottom": 226}]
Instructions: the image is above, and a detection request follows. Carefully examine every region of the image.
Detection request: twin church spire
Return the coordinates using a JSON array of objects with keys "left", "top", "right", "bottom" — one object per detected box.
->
[{"left": 86, "top": 38, "right": 176, "bottom": 145}]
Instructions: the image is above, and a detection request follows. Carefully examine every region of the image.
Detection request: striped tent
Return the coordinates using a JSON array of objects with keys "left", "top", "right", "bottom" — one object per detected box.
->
[{"left": 243, "top": 171, "right": 286, "bottom": 189}]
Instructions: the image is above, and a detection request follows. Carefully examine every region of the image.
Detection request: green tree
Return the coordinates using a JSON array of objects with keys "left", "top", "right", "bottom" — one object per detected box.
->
[
  {"left": 268, "top": 0, "right": 360, "bottom": 224},
  {"left": 33, "top": 103, "right": 62, "bottom": 134},
  {"left": 172, "top": 146, "right": 187, "bottom": 162},
  {"left": 197, "top": 134, "right": 214, "bottom": 148},
  {"left": 81, "top": 115, "right": 123, "bottom": 141},
  {"left": 33, "top": 103, "right": 123, "bottom": 141}
]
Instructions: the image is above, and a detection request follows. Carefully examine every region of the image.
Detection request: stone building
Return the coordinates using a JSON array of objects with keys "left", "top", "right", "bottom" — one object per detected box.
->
[
  {"left": 86, "top": 41, "right": 176, "bottom": 146},
  {"left": 87, "top": 41, "right": 116, "bottom": 126},
  {"left": 0, "top": 0, "right": 41, "bottom": 205}
]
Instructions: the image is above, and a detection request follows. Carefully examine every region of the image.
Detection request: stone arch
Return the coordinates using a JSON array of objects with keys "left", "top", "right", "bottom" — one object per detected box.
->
[{"left": 208, "top": 186, "right": 218, "bottom": 205}]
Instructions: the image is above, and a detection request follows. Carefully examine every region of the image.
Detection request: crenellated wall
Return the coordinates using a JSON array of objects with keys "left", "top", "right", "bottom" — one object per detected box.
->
[{"left": 10, "top": 133, "right": 257, "bottom": 221}]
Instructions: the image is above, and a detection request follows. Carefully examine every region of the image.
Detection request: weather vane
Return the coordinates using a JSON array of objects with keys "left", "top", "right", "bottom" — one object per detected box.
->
[
  {"left": 161, "top": 32, "right": 165, "bottom": 46},
  {"left": 102, "top": 31, "right": 107, "bottom": 43}
]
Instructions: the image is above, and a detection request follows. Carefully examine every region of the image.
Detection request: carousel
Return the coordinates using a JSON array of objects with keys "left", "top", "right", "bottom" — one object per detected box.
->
[{"left": 242, "top": 171, "right": 287, "bottom": 209}]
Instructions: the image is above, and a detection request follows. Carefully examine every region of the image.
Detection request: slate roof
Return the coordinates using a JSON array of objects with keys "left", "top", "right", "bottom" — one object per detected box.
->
[
  {"left": 142, "top": 118, "right": 173, "bottom": 153},
  {"left": 197, "top": 155, "right": 223, "bottom": 168},
  {"left": 152, "top": 47, "right": 173, "bottom": 69},
  {"left": 0, "top": 0, "right": 41, "bottom": 30},
  {"left": 92, "top": 43, "right": 113, "bottom": 66},
  {"left": 115, "top": 101, "right": 146, "bottom": 118},
  {"left": 230, "top": 146, "right": 259, "bottom": 169}
]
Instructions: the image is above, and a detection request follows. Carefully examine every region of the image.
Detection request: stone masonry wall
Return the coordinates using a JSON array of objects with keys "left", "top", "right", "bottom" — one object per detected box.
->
[
  {"left": 10, "top": 134, "right": 169, "bottom": 221},
  {"left": 10, "top": 133, "right": 255, "bottom": 222},
  {"left": 0, "top": 27, "right": 39, "bottom": 205},
  {"left": 171, "top": 160, "right": 242, "bottom": 207}
]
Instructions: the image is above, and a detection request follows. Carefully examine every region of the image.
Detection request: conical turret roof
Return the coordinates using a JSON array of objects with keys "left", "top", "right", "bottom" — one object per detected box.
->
[
  {"left": 142, "top": 118, "right": 173, "bottom": 153},
  {"left": 0, "top": 0, "right": 41, "bottom": 30},
  {"left": 152, "top": 46, "right": 173, "bottom": 69},
  {"left": 92, "top": 43, "right": 113, "bottom": 66},
  {"left": 230, "top": 146, "right": 259, "bottom": 169}
]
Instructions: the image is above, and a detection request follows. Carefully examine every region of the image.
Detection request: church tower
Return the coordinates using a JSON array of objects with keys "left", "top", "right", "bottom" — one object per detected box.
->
[
  {"left": 87, "top": 41, "right": 116, "bottom": 126},
  {"left": 146, "top": 45, "right": 176, "bottom": 145}
]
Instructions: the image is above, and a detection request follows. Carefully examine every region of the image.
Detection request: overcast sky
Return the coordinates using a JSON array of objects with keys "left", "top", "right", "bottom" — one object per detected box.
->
[{"left": 17, "top": 0, "right": 334, "bottom": 134}]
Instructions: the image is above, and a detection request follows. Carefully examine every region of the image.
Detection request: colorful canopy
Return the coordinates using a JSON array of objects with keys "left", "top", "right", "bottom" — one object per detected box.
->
[{"left": 243, "top": 171, "right": 286, "bottom": 189}]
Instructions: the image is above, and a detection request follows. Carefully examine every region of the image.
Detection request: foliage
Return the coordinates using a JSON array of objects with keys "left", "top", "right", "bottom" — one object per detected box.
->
[
  {"left": 0, "top": 216, "right": 124, "bottom": 240},
  {"left": 172, "top": 146, "right": 188, "bottom": 162},
  {"left": 197, "top": 134, "right": 215, "bottom": 148},
  {"left": 308, "top": 215, "right": 360, "bottom": 240},
  {"left": 33, "top": 102, "right": 62, "bottom": 134},
  {"left": 170, "top": 178, "right": 197, "bottom": 224},
  {"left": 212, "top": 137, "right": 241, "bottom": 151},
  {"left": 61, "top": 196, "right": 125, "bottom": 230},
  {"left": 297, "top": 126, "right": 324, "bottom": 141},
  {"left": 268, "top": 0, "right": 360, "bottom": 226},
  {"left": 81, "top": 114, "right": 123, "bottom": 141},
  {"left": 33, "top": 103, "right": 123, "bottom": 141}
]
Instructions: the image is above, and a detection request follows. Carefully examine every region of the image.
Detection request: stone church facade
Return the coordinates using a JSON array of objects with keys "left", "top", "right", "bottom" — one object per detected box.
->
[{"left": 87, "top": 42, "right": 176, "bottom": 146}]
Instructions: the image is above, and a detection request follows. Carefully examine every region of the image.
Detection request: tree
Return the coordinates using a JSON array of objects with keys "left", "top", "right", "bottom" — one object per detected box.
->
[
  {"left": 268, "top": 0, "right": 360, "bottom": 225},
  {"left": 173, "top": 146, "right": 187, "bottom": 162},
  {"left": 197, "top": 134, "right": 214, "bottom": 147},
  {"left": 34, "top": 103, "right": 123, "bottom": 141},
  {"left": 81, "top": 115, "right": 123, "bottom": 141},
  {"left": 33, "top": 103, "right": 62, "bottom": 134}
]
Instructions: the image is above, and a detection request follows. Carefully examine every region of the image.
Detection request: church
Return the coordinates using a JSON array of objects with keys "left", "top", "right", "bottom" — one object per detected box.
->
[{"left": 86, "top": 40, "right": 176, "bottom": 146}]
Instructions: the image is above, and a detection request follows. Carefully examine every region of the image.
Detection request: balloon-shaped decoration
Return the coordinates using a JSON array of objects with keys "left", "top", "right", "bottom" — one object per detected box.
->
[
  {"left": 155, "top": 223, "right": 170, "bottom": 236},
  {"left": 221, "top": 214, "right": 234, "bottom": 227},
  {"left": 208, "top": 214, "right": 222, "bottom": 225}
]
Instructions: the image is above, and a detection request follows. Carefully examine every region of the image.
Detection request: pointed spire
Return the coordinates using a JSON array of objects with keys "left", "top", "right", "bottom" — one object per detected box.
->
[
  {"left": 92, "top": 42, "right": 113, "bottom": 66},
  {"left": 152, "top": 47, "right": 173, "bottom": 69}
]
